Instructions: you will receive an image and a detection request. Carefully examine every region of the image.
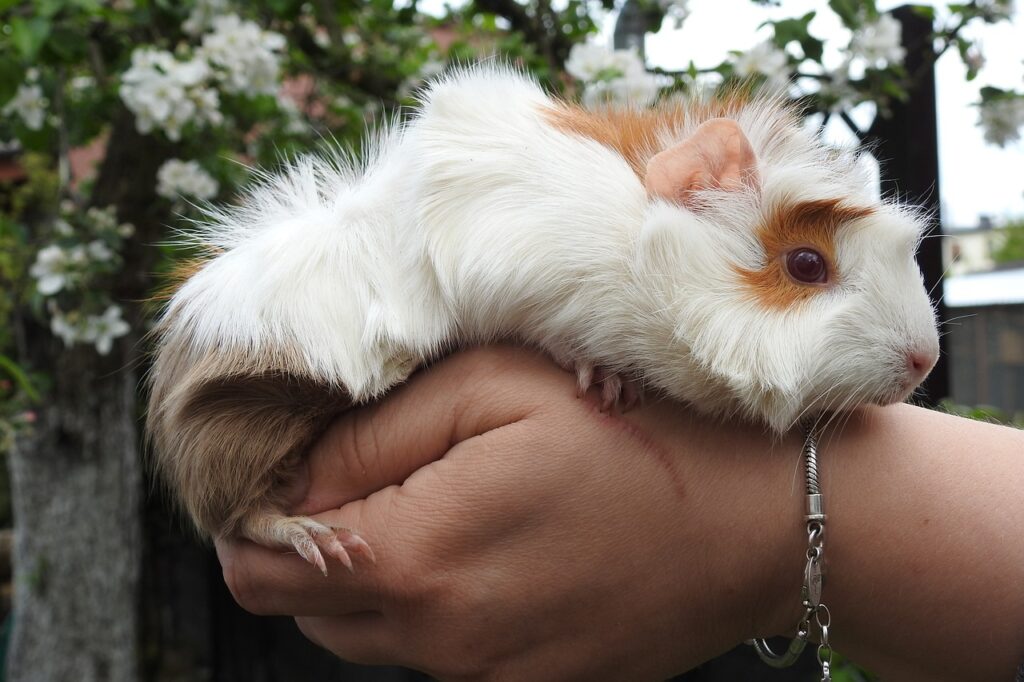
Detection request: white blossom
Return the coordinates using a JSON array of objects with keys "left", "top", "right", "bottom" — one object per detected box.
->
[
  {"left": 70, "top": 75, "right": 96, "bottom": 93},
  {"left": 120, "top": 48, "right": 222, "bottom": 140},
  {"left": 850, "top": 14, "right": 905, "bottom": 68},
  {"left": 313, "top": 26, "right": 330, "bottom": 48},
  {"left": 3, "top": 83, "right": 47, "bottom": 130},
  {"left": 565, "top": 43, "right": 614, "bottom": 82},
  {"left": 53, "top": 218, "right": 74, "bottom": 236},
  {"left": 733, "top": 41, "right": 791, "bottom": 89},
  {"left": 819, "top": 59, "right": 858, "bottom": 112},
  {"left": 86, "top": 206, "right": 119, "bottom": 232},
  {"left": 49, "top": 308, "right": 80, "bottom": 347},
  {"left": 30, "top": 245, "right": 71, "bottom": 295},
  {"left": 66, "top": 244, "right": 89, "bottom": 265},
  {"left": 582, "top": 73, "right": 661, "bottom": 108},
  {"left": 566, "top": 44, "right": 661, "bottom": 107},
  {"left": 83, "top": 306, "right": 131, "bottom": 355},
  {"left": 978, "top": 96, "right": 1024, "bottom": 147},
  {"left": 199, "top": 14, "right": 286, "bottom": 96},
  {"left": 977, "top": 0, "right": 1013, "bottom": 21},
  {"left": 964, "top": 46, "right": 986, "bottom": 74},
  {"left": 156, "top": 158, "right": 219, "bottom": 200},
  {"left": 184, "top": 0, "right": 230, "bottom": 36},
  {"left": 87, "top": 240, "right": 115, "bottom": 262},
  {"left": 47, "top": 305, "right": 131, "bottom": 354}
]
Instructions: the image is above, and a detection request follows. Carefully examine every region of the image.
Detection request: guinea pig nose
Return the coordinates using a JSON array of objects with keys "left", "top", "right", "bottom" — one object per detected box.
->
[{"left": 906, "top": 347, "right": 938, "bottom": 377}]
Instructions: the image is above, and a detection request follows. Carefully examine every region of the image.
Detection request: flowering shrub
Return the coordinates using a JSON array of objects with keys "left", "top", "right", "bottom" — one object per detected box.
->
[
  {"left": 978, "top": 88, "right": 1024, "bottom": 146},
  {"left": 849, "top": 13, "right": 906, "bottom": 67},
  {"left": 562, "top": 0, "right": 1023, "bottom": 153},
  {"left": 28, "top": 204, "right": 134, "bottom": 355},
  {"left": 732, "top": 41, "right": 791, "bottom": 90},
  {"left": 156, "top": 159, "right": 219, "bottom": 201},
  {"left": 3, "top": 78, "right": 46, "bottom": 131},
  {"left": 119, "top": 48, "right": 223, "bottom": 141}
]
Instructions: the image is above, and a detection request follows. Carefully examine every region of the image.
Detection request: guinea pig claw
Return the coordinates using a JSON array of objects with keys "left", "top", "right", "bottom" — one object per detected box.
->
[
  {"left": 323, "top": 539, "right": 355, "bottom": 574},
  {"left": 599, "top": 374, "right": 623, "bottom": 411},
  {"left": 575, "top": 362, "right": 594, "bottom": 398},
  {"left": 291, "top": 534, "right": 329, "bottom": 576},
  {"left": 333, "top": 528, "right": 377, "bottom": 564}
]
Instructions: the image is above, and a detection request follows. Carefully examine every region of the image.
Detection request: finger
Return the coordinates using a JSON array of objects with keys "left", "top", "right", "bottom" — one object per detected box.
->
[
  {"left": 297, "top": 345, "right": 574, "bottom": 512},
  {"left": 216, "top": 533, "right": 387, "bottom": 617}
]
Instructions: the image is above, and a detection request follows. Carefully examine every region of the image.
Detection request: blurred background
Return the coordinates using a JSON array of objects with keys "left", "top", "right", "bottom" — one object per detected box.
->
[{"left": 0, "top": 0, "right": 1021, "bottom": 680}]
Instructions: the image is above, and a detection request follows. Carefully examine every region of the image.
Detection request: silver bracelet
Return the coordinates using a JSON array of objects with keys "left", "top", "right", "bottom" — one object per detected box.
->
[{"left": 747, "top": 421, "right": 834, "bottom": 681}]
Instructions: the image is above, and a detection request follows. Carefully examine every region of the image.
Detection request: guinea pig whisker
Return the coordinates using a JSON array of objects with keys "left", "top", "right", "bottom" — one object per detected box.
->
[
  {"left": 926, "top": 260, "right": 956, "bottom": 298},
  {"left": 940, "top": 313, "right": 976, "bottom": 326}
]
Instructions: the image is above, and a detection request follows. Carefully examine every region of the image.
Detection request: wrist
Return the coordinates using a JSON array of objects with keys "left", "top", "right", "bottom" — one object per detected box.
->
[{"left": 623, "top": 403, "right": 808, "bottom": 644}]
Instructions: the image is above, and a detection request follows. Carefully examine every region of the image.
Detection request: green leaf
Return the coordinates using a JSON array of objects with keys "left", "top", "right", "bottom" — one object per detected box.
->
[
  {"left": 42, "top": 26, "right": 88, "bottom": 62},
  {"left": 829, "top": 0, "right": 861, "bottom": 28},
  {"left": 10, "top": 17, "right": 52, "bottom": 60},
  {"left": 0, "top": 58, "right": 24, "bottom": 103},
  {"left": 771, "top": 12, "right": 813, "bottom": 43},
  {"left": 0, "top": 355, "right": 40, "bottom": 402},
  {"left": 801, "top": 36, "right": 824, "bottom": 62},
  {"left": 770, "top": 11, "right": 821, "bottom": 61},
  {"left": 30, "top": 0, "right": 66, "bottom": 18},
  {"left": 911, "top": 5, "right": 936, "bottom": 21},
  {"left": 979, "top": 85, "right": 1008, "bottom": 102}
]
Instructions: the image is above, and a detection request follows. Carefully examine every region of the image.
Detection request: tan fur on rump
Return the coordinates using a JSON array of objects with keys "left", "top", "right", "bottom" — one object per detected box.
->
[
  {"left": 736, "top": 198, "right": 875, "bottom": 309},
  {"left": 147, "top": 317, "right": 350, "bottom": 537}
]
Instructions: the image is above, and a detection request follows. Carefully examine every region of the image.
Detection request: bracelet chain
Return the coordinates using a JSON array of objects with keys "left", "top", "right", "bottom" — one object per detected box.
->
[{"left": 747, "top": 422, "right": 832, "bottom": 682}]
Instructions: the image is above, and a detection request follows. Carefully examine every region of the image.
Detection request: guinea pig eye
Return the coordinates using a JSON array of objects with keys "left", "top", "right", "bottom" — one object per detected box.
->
[{"left": 785, "top": 248, "right": 828, "bottom": 284}]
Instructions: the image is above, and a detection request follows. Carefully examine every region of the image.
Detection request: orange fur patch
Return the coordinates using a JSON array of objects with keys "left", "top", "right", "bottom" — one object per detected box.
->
[
  {"left": 150, "top": 251, "right": 221, "bottom": 302},
  {"left": 736, "top": 199, "right": 874, "bottom": 309},
  {"left": 542, "top": 94, "right": 751, "bottom": 179}
]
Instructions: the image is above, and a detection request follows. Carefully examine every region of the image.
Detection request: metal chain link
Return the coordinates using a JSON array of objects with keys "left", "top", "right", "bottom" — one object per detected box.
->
[{"left": 748, "top": 422, "right": 833, "bottom": 682}]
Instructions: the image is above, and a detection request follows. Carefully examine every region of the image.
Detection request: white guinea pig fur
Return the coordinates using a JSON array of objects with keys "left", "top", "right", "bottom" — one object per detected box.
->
[{"left": 147, "top": 64, "right": 939, "bottom": 571}]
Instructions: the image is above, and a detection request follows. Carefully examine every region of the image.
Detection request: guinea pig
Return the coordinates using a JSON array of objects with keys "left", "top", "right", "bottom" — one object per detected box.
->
[{"left": 147, "top": 64, "right": 939, "bottom": 573}]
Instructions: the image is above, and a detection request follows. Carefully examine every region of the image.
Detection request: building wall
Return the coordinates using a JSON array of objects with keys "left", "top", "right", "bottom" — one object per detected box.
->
[
  {"left": 947, "top": 304, "right": 1024, "bottom": 414},
  {"left": 943, "top": 229, "right": 1009, "bottom": 276}
]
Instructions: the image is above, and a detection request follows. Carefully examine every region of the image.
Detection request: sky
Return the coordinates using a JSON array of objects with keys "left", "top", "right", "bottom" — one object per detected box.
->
[{"left": 418, "top": 0, "right": 1024, "bottom": 229}]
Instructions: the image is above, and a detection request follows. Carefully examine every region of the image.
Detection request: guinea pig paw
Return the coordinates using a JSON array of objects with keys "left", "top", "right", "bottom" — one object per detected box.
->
[{"left": 596, "top": 371, "right": 641, "bottom": 413}]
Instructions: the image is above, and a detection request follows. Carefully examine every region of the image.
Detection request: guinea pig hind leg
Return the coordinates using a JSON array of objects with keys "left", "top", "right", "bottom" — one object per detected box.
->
[{"left": 239, "top": 510, "right": 376, "bottom": 576}]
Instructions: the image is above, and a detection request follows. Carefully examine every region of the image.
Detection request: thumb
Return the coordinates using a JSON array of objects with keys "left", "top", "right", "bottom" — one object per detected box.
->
[{"left": 293, "top": 346, "right": 569, "bottom": 514}]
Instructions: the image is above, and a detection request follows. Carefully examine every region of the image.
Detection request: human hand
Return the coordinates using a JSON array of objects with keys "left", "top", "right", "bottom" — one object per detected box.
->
[{"left": 216, "top": 346, "right": 805, "bottom": 680}]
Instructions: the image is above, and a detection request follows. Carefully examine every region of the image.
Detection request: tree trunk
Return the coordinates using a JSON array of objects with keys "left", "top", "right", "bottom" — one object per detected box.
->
[
  {"left": 6, "top": 108, "right": 171, "bottom": 682},
  {"left": 865, "top": 5, "right": 949, "bottom": 406},
  {"left": 7, "top": 344, "right": 141, "bottom": 682}
]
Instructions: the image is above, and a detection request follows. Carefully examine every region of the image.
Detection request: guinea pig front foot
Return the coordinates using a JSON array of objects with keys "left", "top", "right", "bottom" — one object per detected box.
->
[
  {"left": 570, "top": 361, "right": 640, "bottom": 413},
  {"left": 240, "top": 512, "right": 376, "bottom": 576}
]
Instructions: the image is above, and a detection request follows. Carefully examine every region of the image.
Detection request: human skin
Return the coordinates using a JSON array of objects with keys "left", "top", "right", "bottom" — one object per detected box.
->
[{"left": 216, "top": 346, "right": 1024, "bottom": 681}]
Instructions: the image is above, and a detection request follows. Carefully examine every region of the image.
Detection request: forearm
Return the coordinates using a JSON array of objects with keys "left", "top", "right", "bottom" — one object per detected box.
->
[
  {"left": 627, "top": 401, "right": 1024, "bottom": 680},
  {"left": 821, "top": 404, "right": 1024, "bottom": 680}
]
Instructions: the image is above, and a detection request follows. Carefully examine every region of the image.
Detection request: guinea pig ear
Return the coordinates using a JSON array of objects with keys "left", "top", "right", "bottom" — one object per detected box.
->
[{"left": 644, "top": 118, "right": 760, "bottom": 208}]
